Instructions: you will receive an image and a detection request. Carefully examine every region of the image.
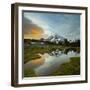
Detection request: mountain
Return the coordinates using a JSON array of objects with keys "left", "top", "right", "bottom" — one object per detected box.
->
[{"left": 46, "top": 34, "right": 65, "bottom": 44}]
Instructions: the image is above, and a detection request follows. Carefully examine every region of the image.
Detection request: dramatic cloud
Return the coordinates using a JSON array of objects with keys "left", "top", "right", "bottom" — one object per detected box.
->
[{"left": 23, "top": 17, "right": 44, "bottom": 39}]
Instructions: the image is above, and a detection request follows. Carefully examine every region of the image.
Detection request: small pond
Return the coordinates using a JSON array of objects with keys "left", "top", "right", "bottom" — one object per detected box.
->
[{"left": 24, "top": 49, "right": 80, "bottom": 76}]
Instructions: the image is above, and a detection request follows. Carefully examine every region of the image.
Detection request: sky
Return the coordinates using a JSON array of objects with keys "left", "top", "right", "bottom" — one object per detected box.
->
[{"left": 23, "top": 11, "right": 80, "bottom": 41}]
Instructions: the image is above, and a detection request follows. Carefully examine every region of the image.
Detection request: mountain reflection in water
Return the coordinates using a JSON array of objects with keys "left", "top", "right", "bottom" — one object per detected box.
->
[{"left": 24, "top": 49, "right": 80, "bottom": 76}]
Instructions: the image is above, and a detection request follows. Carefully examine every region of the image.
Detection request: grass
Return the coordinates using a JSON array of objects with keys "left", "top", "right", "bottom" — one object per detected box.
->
[
  {"left": 24, "top": 68, "right": 36, "bottom": 77},
  {"left": 52, "top": 57, "right": 80, "bottom": 76}
]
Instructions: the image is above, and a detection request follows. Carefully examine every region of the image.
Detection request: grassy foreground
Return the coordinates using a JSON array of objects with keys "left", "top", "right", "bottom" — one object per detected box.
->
[
  {"left": 52, "top": 57, "right": 80, "bottom": 76},
  {"left": 24, "top": 68, "right": 36, "bottom": 77}
]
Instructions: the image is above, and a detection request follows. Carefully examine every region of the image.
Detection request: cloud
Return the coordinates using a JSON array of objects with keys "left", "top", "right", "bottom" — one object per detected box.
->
[{"left": 23, "top": 17, "right": 44, "bottom": 39}]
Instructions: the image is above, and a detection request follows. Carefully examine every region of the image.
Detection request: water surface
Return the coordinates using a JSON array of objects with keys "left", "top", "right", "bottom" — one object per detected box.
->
[{"left": 24, "top": 50, "right": 80, "bottom": 76}]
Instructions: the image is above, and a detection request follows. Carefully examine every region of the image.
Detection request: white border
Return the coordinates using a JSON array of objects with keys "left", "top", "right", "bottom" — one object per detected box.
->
[{"left": 18, "top": 6, "right": 86, "bottom": 84}]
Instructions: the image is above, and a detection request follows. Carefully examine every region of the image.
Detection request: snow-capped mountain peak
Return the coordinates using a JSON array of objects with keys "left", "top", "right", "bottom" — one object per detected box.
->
[{"left": 46, "top": 34, "right": 65, "bottom": 44}]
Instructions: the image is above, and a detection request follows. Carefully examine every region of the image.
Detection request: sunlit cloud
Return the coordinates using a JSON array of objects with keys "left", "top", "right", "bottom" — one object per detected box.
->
[{"left": 23, "top": 17, "right": 44, "bottom": 39}]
